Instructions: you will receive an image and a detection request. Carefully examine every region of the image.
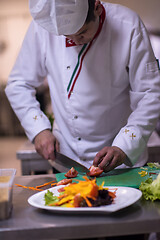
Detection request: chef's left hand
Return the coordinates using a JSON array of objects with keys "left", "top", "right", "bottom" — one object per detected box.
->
[{"left": 93, "top": 146, "right": 126, "bottom": 172}]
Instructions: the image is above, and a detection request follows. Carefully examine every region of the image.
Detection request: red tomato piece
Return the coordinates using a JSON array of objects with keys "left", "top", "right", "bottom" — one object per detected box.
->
[
  {"left": 57, "top": 178, "right": 72, "bottom": 186},
  {"left": 87, "top": 165, "right": 103, "bottom": 177},
  {"left": 57, "top": 187, "right": 65, "bottom": 192},
  {"left": 64, "top": 167, "right": 78, "bottom": 178}
]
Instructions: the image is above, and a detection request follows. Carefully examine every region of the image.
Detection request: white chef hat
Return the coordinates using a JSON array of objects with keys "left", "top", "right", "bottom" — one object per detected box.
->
[{"left": 29, "top": 0, "right": 89, "bottom": 35}]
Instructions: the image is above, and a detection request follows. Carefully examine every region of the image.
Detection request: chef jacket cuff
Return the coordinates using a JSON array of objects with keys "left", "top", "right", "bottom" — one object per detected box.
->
[
  {"left": 112, "top": 126, "right": 146, "bottom": 167},
  {"left": 21, "top": 110, "right": 51, "bottom": 142}
]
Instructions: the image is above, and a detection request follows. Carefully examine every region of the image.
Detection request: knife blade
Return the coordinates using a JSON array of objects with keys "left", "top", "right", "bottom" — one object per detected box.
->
[{"left": 49, "top": 151, "right": 89, "bottom": 174}]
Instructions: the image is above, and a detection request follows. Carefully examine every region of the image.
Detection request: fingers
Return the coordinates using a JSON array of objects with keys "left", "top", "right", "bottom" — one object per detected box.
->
[
  {"left": 98, "top": 150, "right": 115, "bottom": 171},
  {"left": 102, "top": 155, "right": 121, "bottom": 172},
  {"left": 93, "top": 146, "right": 126, "bottom": 172},
  {"left": 55, "top": 139, "right": 60, "bottom": 152},
  {"left": 46, "top": 142, "right": 56, "bottom": 160},
  {"left": 35, "top": 138, "right": 55, "bottom": 160},
  {"left": 93, "top": 147, "right": 110, "bottom": 166},
  {"left": 34, "top": 130, "right": 59, "bottom": 161}
]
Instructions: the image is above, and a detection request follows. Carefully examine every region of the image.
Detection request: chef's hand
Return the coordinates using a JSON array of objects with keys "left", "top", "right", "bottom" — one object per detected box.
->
[
  {"left": 34, "top": 129, "right": 59, "bottom": 161},
  {"left": 93, "top": 146, "right": 126, "bottom": 172}
]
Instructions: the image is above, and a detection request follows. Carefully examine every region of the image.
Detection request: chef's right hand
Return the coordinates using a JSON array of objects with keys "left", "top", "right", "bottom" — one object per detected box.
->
[{"left": 34, "top": 129, "right": 59, "bottom": 161}]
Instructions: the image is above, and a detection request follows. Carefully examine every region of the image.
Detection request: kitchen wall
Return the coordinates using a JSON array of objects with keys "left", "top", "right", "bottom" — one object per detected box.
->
[
  {"left": 0, "top": 0, "right": 31, "bottom": 85},
  {"left": 0, "top": 0, "right": 31, "bottom": 135},
  {"left": 104, "top": 0, "right": 160, "bottom": 31}
]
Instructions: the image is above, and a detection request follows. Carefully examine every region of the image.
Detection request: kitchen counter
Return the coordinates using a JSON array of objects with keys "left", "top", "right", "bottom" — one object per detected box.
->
[{"left": 0, "top": 174, "right": 160, "bottom": 240}]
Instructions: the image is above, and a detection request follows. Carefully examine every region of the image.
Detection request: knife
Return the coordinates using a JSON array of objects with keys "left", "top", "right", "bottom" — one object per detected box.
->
[{"left": 48, "top": 151, "right": 89, "bottom": 174}]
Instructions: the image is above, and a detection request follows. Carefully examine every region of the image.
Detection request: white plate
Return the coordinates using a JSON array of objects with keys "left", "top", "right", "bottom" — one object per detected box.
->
[{"left": 28, "top": 186, "right": 142, "bottom": 213}]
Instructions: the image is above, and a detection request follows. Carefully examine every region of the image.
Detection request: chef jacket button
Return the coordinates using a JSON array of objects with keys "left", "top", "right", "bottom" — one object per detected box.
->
[
  {"left": 78, "top": 137, "right": 81, "bottom": 141},
  {"left": 74, "top": 115, "right": 78, "bottom": 119},
  {"left": 67, "top": 66, "right": 70, "bottom": 69}
]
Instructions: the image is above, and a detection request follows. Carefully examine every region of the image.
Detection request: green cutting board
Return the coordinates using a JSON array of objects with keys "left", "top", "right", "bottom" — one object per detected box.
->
[{"left": 56, "top": 167, "right": 159, "bottom": 188}]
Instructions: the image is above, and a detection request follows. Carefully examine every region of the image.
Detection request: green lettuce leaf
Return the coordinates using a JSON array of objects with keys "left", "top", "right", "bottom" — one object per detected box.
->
[
  {"left": 44, "top": 190, "right": 59, "bottom": 205},
  {"left": 139, "top": 174, "right": 160, "bottom": 201},
  {"left": 147, "top": 162, "right": 160, "bottom": 169}
]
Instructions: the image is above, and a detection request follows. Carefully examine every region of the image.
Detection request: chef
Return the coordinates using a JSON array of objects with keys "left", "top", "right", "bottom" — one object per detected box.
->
[{"left": 5, "top": 0, "right": 160, "bottom": 172}]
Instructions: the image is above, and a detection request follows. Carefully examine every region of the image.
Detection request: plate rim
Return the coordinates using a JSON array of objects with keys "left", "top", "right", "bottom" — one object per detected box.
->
[{"left": 28, "top": 185, "right": 142, "bottom": 213}]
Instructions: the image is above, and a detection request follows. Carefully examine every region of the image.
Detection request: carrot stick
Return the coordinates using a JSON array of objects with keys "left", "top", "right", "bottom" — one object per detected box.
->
[
  {"left": 15, "top": 184, "right": 43, "bottom": 191},
  {"left": 108, "top": 191, "right": 116, "bottom": 199},
  {"left": 51, "top": 183, "right": 58, "bottom": 187},
  {"left": 82, "top": 195, "right": 92, "bottom": 207},
  {"left": 36, "top": 180, "right": 56, "bottom": 188},
  {"left": 58, "top": 193, "right": 67, "bottom": 199},
  {"left": 83, "top": 176, "right": 90, "bottom": 181},
  {"left": 88, "top": 195, "right": 96, "bottom": 200},
  {"left": 108, "top": 188, "right": 118, "bottom": 191},
  {"left": 15, "top": 184, "right": 28, "bottom": 189}
]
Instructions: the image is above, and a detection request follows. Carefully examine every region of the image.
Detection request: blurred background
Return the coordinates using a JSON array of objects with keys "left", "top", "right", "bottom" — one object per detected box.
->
[{"left": 0, "top": 0, "right": 160, "bottom": 176}]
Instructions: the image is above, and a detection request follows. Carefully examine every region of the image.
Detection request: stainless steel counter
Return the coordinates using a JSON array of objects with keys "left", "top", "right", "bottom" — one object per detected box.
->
[{"left": 0, "top": 174, "right": 160, "bottom": 240}]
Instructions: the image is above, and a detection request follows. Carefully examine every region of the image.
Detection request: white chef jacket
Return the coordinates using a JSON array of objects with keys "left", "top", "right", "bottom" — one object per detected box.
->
[{"left": 5, "top": 2, "right": 160, "bottom": 169}]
